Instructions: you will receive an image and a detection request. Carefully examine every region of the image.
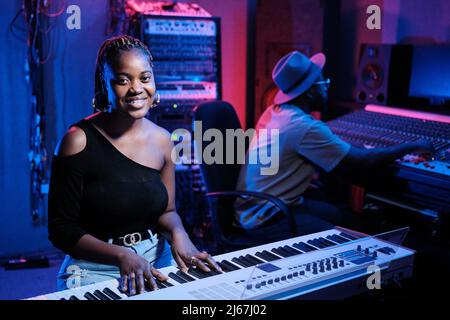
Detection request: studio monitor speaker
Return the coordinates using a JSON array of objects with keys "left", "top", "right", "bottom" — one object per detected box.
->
[{"left": 356, "top": 44, "right": 412, "bottom": 105}]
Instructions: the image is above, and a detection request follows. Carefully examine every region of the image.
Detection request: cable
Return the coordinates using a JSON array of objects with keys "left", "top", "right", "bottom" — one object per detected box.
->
[
  {"left": 9, "top": 8, "right": 28, "bottom": 42},
  {"left": 38, "top": 24, "right": 54, "bottom": 65},
  {"left": 24, "top": 0, "right": 54, "bottom": 225}
]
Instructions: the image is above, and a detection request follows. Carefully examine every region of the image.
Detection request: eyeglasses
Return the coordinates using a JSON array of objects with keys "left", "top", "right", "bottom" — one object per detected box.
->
[{"left": 312, "top": 78, "right": 331, "bottom": 90}]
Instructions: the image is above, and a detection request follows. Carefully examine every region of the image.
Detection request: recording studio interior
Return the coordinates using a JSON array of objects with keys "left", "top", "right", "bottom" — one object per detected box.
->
[{"left": 1, "top": 0, "right": 450, "bottom": 301}]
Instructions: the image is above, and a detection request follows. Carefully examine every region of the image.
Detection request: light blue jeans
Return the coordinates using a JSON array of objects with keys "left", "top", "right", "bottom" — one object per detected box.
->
[{"left": 57, "top": 230, "right": 175, "bottom": 291}]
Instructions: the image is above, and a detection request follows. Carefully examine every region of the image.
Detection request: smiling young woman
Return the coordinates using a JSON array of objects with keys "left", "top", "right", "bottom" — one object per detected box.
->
[{"left": 48, "top": 35, "right": 221, "bottom": 296}]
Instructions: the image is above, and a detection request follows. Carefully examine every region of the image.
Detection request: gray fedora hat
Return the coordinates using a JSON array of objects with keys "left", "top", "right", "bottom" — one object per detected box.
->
[{"left": 272, "top": 51, "right": 326, "bottom": 105}]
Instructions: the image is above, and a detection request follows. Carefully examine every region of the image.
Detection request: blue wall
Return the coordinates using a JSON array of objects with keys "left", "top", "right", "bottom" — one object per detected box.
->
[{"left": 0, "top": 0, "right": 109, "bottom": 257}]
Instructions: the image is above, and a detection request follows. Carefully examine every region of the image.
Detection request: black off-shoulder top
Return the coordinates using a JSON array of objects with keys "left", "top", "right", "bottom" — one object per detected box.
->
[{"left": 48, "top": 119, "right": 168, "bottom": 253}]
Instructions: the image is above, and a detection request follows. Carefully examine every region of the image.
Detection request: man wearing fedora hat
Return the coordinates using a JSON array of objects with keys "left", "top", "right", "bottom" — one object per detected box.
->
[{"left": 234, "top": 50, "right": 434, "bottom": 234}]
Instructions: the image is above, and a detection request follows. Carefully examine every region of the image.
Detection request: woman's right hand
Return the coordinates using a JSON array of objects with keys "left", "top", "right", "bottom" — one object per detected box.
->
[{"left": 117, "top": 248, "right": 168, "bottom": 295}]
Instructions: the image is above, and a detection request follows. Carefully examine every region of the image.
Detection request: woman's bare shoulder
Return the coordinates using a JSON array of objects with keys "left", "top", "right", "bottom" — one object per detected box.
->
[
  {"left": 146, "top": 120, "right": 172, "bottom": 144},
  {"left": 54, "top": 126, "right": 87, "bottom": 156}
]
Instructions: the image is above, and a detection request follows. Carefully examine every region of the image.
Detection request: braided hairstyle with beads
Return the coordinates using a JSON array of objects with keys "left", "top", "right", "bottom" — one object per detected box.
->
[{"left": 93, "top": 35, "right": 154, "bottom": 111}]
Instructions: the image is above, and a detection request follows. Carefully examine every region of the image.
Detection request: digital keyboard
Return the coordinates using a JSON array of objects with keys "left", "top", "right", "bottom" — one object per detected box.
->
[{"left": 28, "top": 227, "right": 414, "bottom": 300}]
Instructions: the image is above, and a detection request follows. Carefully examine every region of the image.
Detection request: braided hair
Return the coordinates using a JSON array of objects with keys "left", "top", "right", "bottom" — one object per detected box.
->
[{"left": 93, "top": 35, "right": 154, "bottom": 111}]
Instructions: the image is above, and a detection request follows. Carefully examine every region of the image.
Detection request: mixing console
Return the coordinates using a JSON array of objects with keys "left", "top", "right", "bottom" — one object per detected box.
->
[{"left": 327, "top": 105, "right": 450, "bottom": 176}]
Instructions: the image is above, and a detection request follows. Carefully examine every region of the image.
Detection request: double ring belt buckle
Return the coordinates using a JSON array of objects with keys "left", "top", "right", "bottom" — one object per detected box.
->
[{"left": 120, "top": 232, "right": 142, "bottom": 247}]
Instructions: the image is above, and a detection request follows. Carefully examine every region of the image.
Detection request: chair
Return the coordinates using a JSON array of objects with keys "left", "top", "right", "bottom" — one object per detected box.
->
[{"left": 193, "top": 100, "right": 299, "bottom": 253}]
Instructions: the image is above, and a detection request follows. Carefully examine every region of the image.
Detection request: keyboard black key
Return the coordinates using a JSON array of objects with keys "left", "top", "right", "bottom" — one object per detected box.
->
[
  {"left": 238, "top": 255, "right": 258, "bottom": 266},
  {"left": 340, "top": 232, "right": 358, "bottom": 240},
  {"left": 255, "top": 251, "right": 279, "bottom": 262},
  {"left": 232, "top": 257, "right": 252, "bottom": 268},
  {"left": 188, "top": 267, "right": 210, "bottom": 279},
  {"left": 245, "top": 254, "right": 265, "bottom": 265},
  {"left": 93, "top": 290, "right": 112, "bottom": 301},
  {"left": 262, "top": 250, "right": 282, "bottom": 260},
  {"left": 283, "top": 245, "right": 302, "bottom": 255},
  {"left": 203, "top": 263, "right": 222, "bottom": 276},
  {"left": 102, "top": 288, "right": 122, "bottom": 300},
  {"left": 327, "top": 234, "right": 347, "bottom": 244},
  {"left": 176, "top": 271, "right": 196, "bottom": 282},
  {"left": 149, "top": 278, "right": 174, "bottom": 288},
  {"left": 271, "top": 247, "right": 292, "bottom": 258},
  {"left": 277, "top": 246, "right": 296, "bottom": 256},
  {"left": 292, "top": 242, "right": 317, "bottom": 252},
  {"left": 69, "top": 295, "right": 80, "bottom": 301},
  {"left": 217, "top": 261, "right": 234, "bottom": 272},
  {"left": 220, "top": 260, "right": 241, "bottom": 271},
  {"left": 311, "top": 238, "right": 326, "bottom": 248},
  {"left": 323, "top": 237, "right": 339, "bottom": 246},
  {"left": 333, "top": 234, "right": 351, "bottom": 243},
  {"left": 154, "top": 278, "right": 167, "bottom": 289},
  {"left": 307, "top": 239, "right": 326, "bottom": 249},
  {"left": 208, "top": 268, "right": 222, "bottom": 276},
  {"left": 84, "top": 292, "right": 99, "bottom": 300},
  {"left": 316, "top": 237, "right": 335, "bottom": 247},
  {"left": 163, "top": 280, "right": 174, "bottom": 287},
  {"left": 168, "top": 272, "right": 187, "bottom": 284}
]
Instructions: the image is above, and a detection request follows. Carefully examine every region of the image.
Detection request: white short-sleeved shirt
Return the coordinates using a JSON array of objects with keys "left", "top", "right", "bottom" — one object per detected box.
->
[{"left": 234, "top": 104, "right": 351, "bottom": 229}]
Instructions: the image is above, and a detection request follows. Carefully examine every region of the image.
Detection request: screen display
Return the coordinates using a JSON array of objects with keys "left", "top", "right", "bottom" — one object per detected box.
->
[{"left": 409, "top": 45, "right": 450, "bottom": 100}]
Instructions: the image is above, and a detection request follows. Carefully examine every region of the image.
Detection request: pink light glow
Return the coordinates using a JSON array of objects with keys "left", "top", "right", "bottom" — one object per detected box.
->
[{"left": 365, "top": 104, "right": 450, "bottom": 124}]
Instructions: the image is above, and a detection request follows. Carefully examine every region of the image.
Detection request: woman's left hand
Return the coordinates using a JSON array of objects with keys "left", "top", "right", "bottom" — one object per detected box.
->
[{"left": 170, "top": 231, "right": 223, "bottom": 274}]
